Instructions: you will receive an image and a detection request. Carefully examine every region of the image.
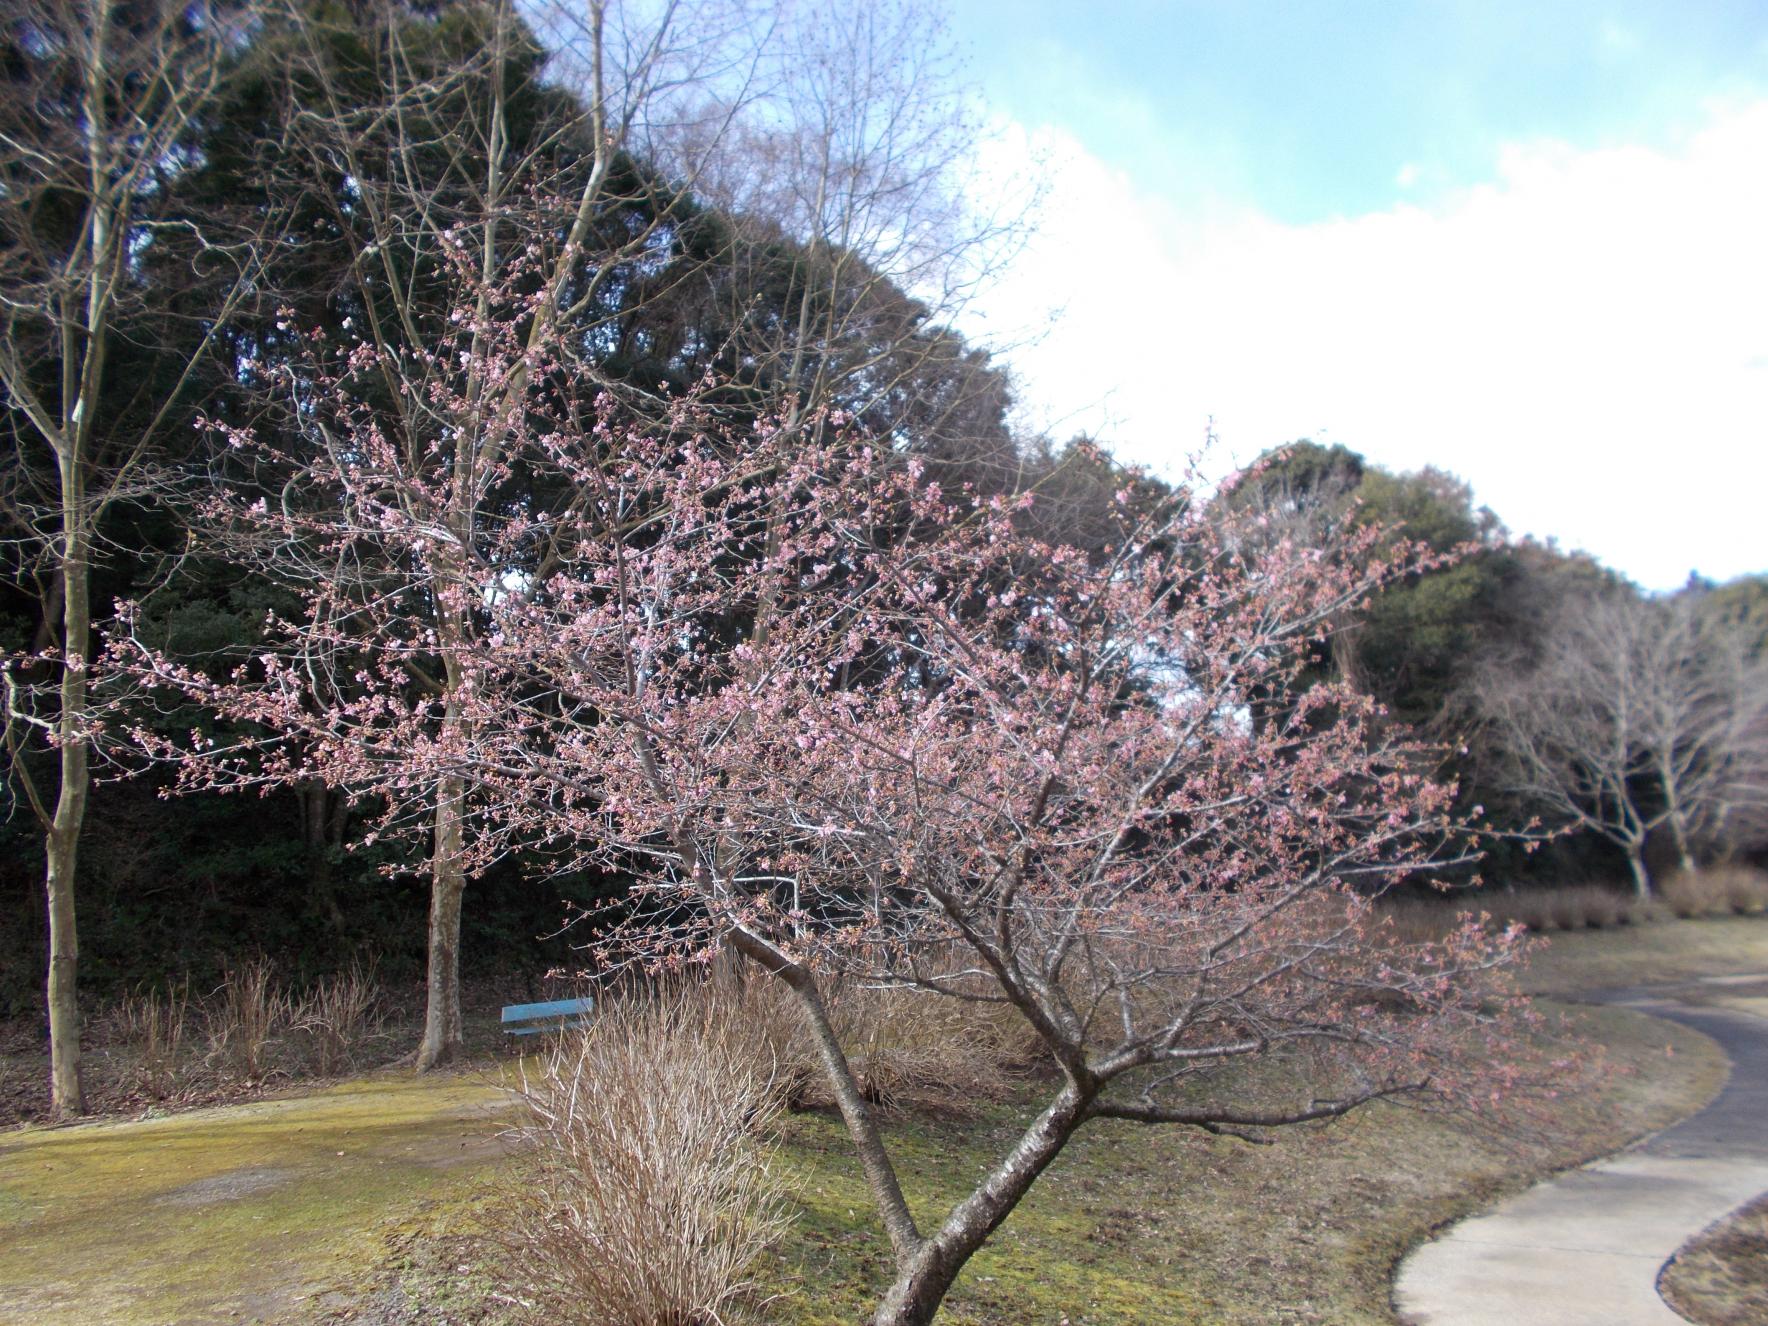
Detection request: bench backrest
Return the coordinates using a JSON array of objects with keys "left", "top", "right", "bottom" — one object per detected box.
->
[{"left": 500, "top": 996, "right": 596, "bottom": 1035}]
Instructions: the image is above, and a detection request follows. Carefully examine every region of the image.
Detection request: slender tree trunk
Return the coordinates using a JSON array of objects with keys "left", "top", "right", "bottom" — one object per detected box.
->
[
  {"left": 1664, "top": 798, "right": 1697, "bottom": 875},
  {"left": 300, "top": 780, "right": 348, "bottom": 932},
  {"left": 1625, "top": 843, "right": 1653, "bottom": 900},
  {"left": 417, "top": 769, "right": 467, "bottom": 1071},
  {"left": 46, "top": 481, "right": 90, "bottom": 1117},
  {"left": 777, "top": 966, "right": 920, "bottom": 1258}
]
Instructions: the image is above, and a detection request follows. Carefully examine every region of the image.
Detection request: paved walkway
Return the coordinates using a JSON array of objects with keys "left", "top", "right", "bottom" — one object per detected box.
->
[{"left": 1394, "top": 976, "right": 1768, "bottom": 1326}]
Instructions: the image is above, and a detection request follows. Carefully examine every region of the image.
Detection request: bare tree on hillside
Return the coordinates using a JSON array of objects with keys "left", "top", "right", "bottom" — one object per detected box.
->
[{"left": 1470, "top": 589, "right": 1768, "bottom": 895}]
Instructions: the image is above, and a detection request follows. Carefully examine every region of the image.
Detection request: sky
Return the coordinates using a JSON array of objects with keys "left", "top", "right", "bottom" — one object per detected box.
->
[{"left": 945, "top": 0, "right": 1768, "bottom": 590}]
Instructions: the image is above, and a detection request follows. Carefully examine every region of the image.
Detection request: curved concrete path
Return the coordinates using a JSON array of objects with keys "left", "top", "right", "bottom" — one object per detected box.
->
[{"left": 1395, "top": 975, "right": 1768, "bottom": 1326}]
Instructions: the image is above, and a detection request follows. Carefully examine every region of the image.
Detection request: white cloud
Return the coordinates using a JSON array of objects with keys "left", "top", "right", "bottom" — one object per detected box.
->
[{"left": 969, "top": 101, "right": 1768, "bottom": 590}]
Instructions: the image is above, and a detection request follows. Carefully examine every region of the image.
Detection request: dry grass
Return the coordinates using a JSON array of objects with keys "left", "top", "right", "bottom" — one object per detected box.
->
[
  {"left": 1382, "top": 896, "right": 1767, "bottom": 998},
  {"left": 107, "top": 983, "right": 194, "bottom": 1098},
  {"left": 824, "top": 982, "right": 1040, "bottom": 1114},
  {"left": 1661, "top": 866, "right": 1768, "bottom": 920},
  {"left": 1660, "top": 1193, "right": 1768, "bottom": 1326},
  {"left": 82, "top": 960, "right": 393, "bottom": 1105},
  {"left": 1522, "top": 913, "right": 1768, "bottom": 997},
  {"left": 290, "top": 961, "right": 386, "bottom": 1077},
  {"left": 503, "top": 983, "right": 793, "bottom": 1326},
  {"left": 207, "top": 958, "right": 292, "bottom": 1081}
]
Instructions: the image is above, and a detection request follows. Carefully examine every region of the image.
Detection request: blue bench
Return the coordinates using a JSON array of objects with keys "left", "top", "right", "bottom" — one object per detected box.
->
[{"left": 500, "top": 996, "right": 596, "bottom": 1036}]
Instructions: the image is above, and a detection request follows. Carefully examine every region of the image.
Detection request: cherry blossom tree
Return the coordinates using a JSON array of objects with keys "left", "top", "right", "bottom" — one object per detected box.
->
[{"left": 114, "top": 293, "right": 1534, "bottom": 1322}]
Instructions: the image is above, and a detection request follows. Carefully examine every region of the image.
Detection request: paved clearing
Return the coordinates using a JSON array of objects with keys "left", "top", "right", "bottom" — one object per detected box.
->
[
  {"left": 0, "top": 1071, "right": 518, "bottom": 1325},
  {"left": 1395, "top": 974, "right": 1768, "bottom": 1326}
]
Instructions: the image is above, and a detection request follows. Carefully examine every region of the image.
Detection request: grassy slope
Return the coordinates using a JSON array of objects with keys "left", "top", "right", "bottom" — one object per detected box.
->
[
  {"left": 743, "top": 917, "right": 1765, "bottom": 1324},
  {"left": 755, "top": 1002, "right": 1721, "bottom": 1326},
  {"left": 1518, "top": 915, "right": 1768, "bottom": 997}
]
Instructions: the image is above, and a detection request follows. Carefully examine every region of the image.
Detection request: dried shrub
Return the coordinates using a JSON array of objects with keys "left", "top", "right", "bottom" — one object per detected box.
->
[
  {"left": 734, "top": 977, "right": 825, "bottom": 1111},
  {"left": 1663, "top": 866, "right": 1768, "bottom": 918},
  {"left": 206, "top": 959, "right": 290, "bottom": 1081},
  {"left": 1378, "top": 898, "right": 1461, "bottom": 946},
  {"left": 834, "top": 984, "right": 1039, "bottom": 1112},
  {"left": 1380, "top": 885, "right": 1647, "bottom": 940},
  {"left": 291, "top": 961, "right": 385, "bottom": 1076},
  {"left": 1546, "top": 889, "right": 1586, "bottom": 930},
  {"left": 506, "top": 983, "right": 791, "bottom": 1326},
  {"left": 109, "top": 983, "right": 193, "bottom": 1099},
  {"left": 1720, "top": 866, "right": 1768, "bottom": 914},
  {"left": 1584, "top": 887, "right": 1619, "bottom": 926}
]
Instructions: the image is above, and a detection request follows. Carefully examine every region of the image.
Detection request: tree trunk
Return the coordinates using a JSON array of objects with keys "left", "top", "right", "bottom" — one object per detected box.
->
[
  {"left": 1625, "top": 844, "right": 1653, "bottom": 900},
  {"left": 416, "top": 770, "right": 467, "bottom": 1071},
  {"left": 873, "top": 1244, "right": 966, "bottom": 1326},
  {"left": 872, "top": 1084, "right": 1091, "bottom": 1326},
  {"left": 1665, "top": 805, "right": 1697, "bottom": 876},
  {"left": 299, "top": 780, "right": 349, "bottom": 933},
  {"left": 46, "top": 492, "right": 90, "bottom": 1118},
  {"left": 45, "top": 814, "right": 85, "bottom": 1118}
]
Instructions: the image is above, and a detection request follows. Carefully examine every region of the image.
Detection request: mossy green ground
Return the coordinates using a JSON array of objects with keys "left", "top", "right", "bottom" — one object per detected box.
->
[
  {"left": 0, "top": 1072, "right": 518, "bottom": 1325},
  {"left": 2, "top": 916, "right": 1759, "bottom": 1325}
]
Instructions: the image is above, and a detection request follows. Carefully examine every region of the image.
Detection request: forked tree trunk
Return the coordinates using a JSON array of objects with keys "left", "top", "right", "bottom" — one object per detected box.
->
[
  {"left": 870, "top": 1084, "right": 1093, "bottom": 1326},
  {"left": 417, "top": 769, "right": 467, "bottom": 1071},
  {"left": 1625, "top": 844, "right": 1653, "bottom": 900},
  {"left": 873, "top": 1245, "right": 967, "bottom": 1326}
]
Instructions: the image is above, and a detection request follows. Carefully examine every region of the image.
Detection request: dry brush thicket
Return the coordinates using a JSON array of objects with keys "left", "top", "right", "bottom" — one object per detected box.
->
[
  {"left": 505, "top": 983, "right": 794, "bottom": 1326},
  {"left": 1382, "top": 867, "right": 1768, "bottom": 940},
  {"left": 95, "top": 959, "right": 387, "bottom": 1102}
]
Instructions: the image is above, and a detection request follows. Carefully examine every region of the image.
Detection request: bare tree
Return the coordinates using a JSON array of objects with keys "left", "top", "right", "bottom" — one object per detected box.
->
[
  {"left": 1471, "top": 588, "right": 1768, "bottom": 895},
  {"left": 1669, "top": 595, "right": 1768, "bottom": 861},
  {"left": 0, "top": 0, "right": 262, "bottom": 1116}
]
